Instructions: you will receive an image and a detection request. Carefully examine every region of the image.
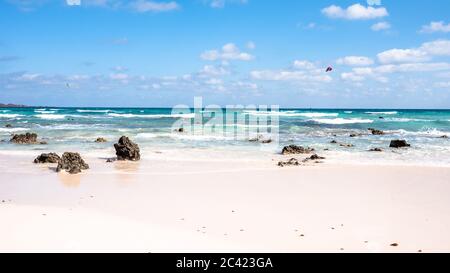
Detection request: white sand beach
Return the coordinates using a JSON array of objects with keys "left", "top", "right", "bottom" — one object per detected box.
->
[{"left": 1, "top": 152, "right": 450, "bottom": 253}]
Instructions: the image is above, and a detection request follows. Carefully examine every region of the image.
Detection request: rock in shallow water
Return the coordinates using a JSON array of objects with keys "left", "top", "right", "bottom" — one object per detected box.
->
[
  {"left": 5, "top": 124, "right": 12, "bottom": 128},
  {"left": 368, "top": 128, "right": 385, "bottom": 135},
  {"left": 114, "top": 136, "right": 141, "bottom": 161},
  {"left": 56, "top": 152, "right": 89, "bottom": 174},
  {"left": 34, "top": 153, "right": 60, "bottom": 164},
  {"left": 278, "top": 158, "right": 300, "bottom": 167},
  {"left": 10, "top": 133, "right": 38, "bottom": 144},
  {"left": 390, "top": 140, "right": 411, "bottom": 148},
  {"left": 369, "top": 148, "right": 383, "bottom": 152},
  {"left": 281, "top": 145, "right": 314, "bottom": 155},
  {"left": 95, "top": 137, "right": 108, "bottom": 143}
]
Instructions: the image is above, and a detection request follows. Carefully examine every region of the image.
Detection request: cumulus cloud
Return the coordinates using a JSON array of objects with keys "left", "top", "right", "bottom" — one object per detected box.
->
[
  {"left": 207, "top": 0, "right": 248, "bottom": 8},
  {"left": 367, "top": 0, "right": 381, "bottom": 6},
  {"left": 336, "top": 56, "right": 374, "bottom": 66},
  {"left": 377, "top": 40, "right": 450, "bottom": 64},
  {"left": 131, "top": 0, "right": 179, "bottom": 12},
  {"left": 322, "top": 3, "right": 388, "bottom": 20},
  {"left": 66, "top": 0, "right": 81, "bottom": 6},
  {"left": 421, "top": 21, "right": 450, "bottom": 33},
  {"left": 371, "top": 21, "right": 391, "bottom": 31},
  {"left": 250, "top": 70, "right": 332, "bottom": 83},
  {"left": 292, "top": 60, "right": 317, "bottom": 70},
  {"left": 201, "top": 43, "right": 254, "bottom": 61}
]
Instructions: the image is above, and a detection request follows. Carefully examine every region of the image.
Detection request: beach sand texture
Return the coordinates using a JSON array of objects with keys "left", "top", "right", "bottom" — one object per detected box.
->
[{"left": 1, "top": 154, "right": 450, "bottom": 253}]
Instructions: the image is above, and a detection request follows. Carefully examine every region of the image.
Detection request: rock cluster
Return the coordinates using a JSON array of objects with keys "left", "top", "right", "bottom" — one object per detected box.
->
[
  {"left": 95, "top": 137, "right": 108, "bottom": 143},
  {"left": 369, "top": 148, "right": 383, "bottom": 152},
  {"left": 281, "top": 145, "right": 314, "bottom": 155},
  {"left": 56, "top": 152, "right": 89, "bottom": 174},
  {"left": 368, "top": 128, "right": 385, "bottom": 135},
  {"left": 10, "top": 133, "right": 44, "bottom": 144},
  {"left": 278, "top": 158, "right": 300, "bottom": 167},
  {"left": 114, "top": 136, "right": 141, "bottom": 161},
  {"left": 34, "top": 153, "right": 60, "bottom": 164}
]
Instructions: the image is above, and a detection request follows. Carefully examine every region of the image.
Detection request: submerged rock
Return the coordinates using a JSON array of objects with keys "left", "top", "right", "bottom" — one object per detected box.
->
[
  {"left": 440, "top": 135, "right": 448, "bottom": 139},
  {"left": 114, "top": 136, "right": 141, "bottom": 161},
  {"left": 95, "top": 137, "right": 108, "bottom": 143},
  {"left": 350, "top": 133, "right": 363, "bottom": 138},
  {"left": 390, "top": 140, "right": 411, "bottom": 148},
  {"left": 5, "top": 124, "right": 12, "bottom": 128},
  {"left": 175, "top": 128, "right": 185, "bottom": 133},
  {"left": 340, "top": 143, "right": 354, "bottom": 148},
  {"left": 281, "top": 145, "right": 314, "bottom": 155},
  {"left": 368, "top": 128, "right": 385, "bottom": 135},
  {"left": 10, "top": 133, "right": 38, "bottom": 144},
  {"left": 34, "top": 153, "right": 60, "bottom": 164},
  {"left": 278, "top": 158, "right": 300, "bottom": 167},
  {"left": 308, "top": 154, "right": 326, "bottom": 161},
  {"left": 56, "top": 152, "right": 89, "bottom": 174},
  {"left": 369, "top": 148, "right": 383, "bottom": 152},
  {"left": 330, "top": 140, "right": 338, "bottom": 144}
]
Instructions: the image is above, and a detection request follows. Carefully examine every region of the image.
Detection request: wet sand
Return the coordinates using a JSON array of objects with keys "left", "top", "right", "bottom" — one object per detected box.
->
[{"left": 1, "top": 154, "right": 450, "bottom": 252}]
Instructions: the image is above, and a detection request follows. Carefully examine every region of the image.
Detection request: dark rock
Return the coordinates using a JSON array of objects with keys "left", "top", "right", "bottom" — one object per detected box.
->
[
  {"left": 95, "top": 137, "right": 108, "bottom": 143},
  {"left": 390, "top": 140, "right": 411, "bottom": 148},
  {"left": 350, "top": 133, "right": 363, "bottom": 138},
  {"left": 309, "top": 154, "right": 326, "bottom": 161},
  {"left": 379, "top": 117, "right": 385, "bottom": 119},
  {"left": 330, "top": 140, "right": 338, "bottom": 144},
  {"left": 278, "top": 158, "right": 300, "bottom": 167},
  {"left": 114, "top": 136, "right": 141, "bottom": 161},
  {"left": 39, "top": 141, "right": 48, "bottom": 145},
  {"left": 10, "top": 133, "right": 38, "bottom": 144},
  {"left": 390, "top": 243, "right": 399, "bottom": 247},
  {"left": 261, "top": 139, "right": 273, "bottom": 144},
  {"left": 175, "top": 128, "right": 184, "bottom": 133},
  {"left": 5, "top": 124, "right": 12, "bottom": 128},
  {"left": 340, "top": 143, "right": 354, "bottom": 148},
  {"left": 281, "top": 145, "right": 314, "bottom": 155},
  {"left": 440, "top": 135, "right": 448, "bottom": 139},
  {"left": 56, "top": 152, "right": 89, "bottom": 174},
  {"left": 106, "top": 158, "right": 116, "bottom": 163},
  {"left": 368, "top": 128, "right": 385, "bottom": 135},
  {"left": 369, "top": 148, "right": 383, "bottom": 152},
  {"left": 34, "top": 153, "right": 60, "bottom": 164},
  {"left": 249, "top": 135, "right": 272, "bottom": 144}
]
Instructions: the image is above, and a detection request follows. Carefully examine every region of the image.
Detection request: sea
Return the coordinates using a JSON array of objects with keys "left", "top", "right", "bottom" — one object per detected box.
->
[{"left": 1, "top": 107, "right": 449, "bottom": 166}]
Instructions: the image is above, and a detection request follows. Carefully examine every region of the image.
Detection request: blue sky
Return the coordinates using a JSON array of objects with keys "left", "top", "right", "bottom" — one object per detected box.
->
[{"left": 0, "top": 0, "right": 450, "bottom": 108}]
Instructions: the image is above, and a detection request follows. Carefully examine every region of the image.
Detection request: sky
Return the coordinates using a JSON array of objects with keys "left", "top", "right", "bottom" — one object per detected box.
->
[{"left": 0, "top": 0, "right": 450, "bottom": 108}]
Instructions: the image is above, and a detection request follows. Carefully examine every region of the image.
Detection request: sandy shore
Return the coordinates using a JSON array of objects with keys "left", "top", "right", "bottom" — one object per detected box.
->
[{"left": 1, "top": 152, "right": 450, "bottom": 253}]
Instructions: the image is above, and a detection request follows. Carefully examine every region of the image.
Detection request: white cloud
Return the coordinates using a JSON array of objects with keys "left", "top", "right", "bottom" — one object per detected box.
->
[
  {"left": 336, "top": 56, "right": 374, "bottom": 66},
  {"left": 322, "top": 4, "right": 388, "bottom": 20},
  {"left": 131, "top": 1, "right": 179, "bottom": 12},
  {"left": 207, "top": 0, "right": 248, "bottom": 8},
  {"left": 250, "top": 70, "right": 332, "bottom": 83},
  {"left": 292, "top": 60, "right": 316, "bottom": 70},
  {"left": 66, "top": 0, "right": 81, "bottom": 6},
  {"left": 341, "top": 72, "right": 365, "bottom": 82},
  {"left": 421, "top": 21, "right": 450, "bottom": 33},
  {"left": 201, "top": 43, "right": 254, "bottom": 61},
  {"left": 377, "top": 40, "right": 450, "bottom": 64},
  {"left": 199, "top": 65, "right": 230, "bottom": 77},
  {"left": 371, "top": 21, "right": 391, "bottom": 31},
  {"left": 377, "top": 49, "right": 429, "bottom": 64}
]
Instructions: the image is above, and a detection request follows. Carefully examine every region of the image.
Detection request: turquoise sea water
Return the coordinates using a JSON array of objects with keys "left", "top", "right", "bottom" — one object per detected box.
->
[{"left": 1, "top": 107, "right": 449, "bottom": 165}]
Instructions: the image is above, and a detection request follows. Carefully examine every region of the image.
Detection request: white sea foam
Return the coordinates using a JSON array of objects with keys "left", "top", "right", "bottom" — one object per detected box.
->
[
  {"left": 0, "top": 114, "right": 23, "bottom": 118},
  {"left": 77, "top": 109, "right": 112, "bottom": 113},
  {"left": 244, "top": 111, "right": 339, "bottom": 118},
  {"left": 0, "top": 127, "right": 29, "bottom": 132},
  {"left": 135, "top": 132, "right": 237, "bottom": 141},
  {"left": 384, "top": 118, "right": 433, "bottom": 122},
  {"left": 108, "top": 113, "right": 195, "bottom": 119},
  {"left": 344, "top": 111, "right": 353, "bottom": 114},
  {"left": 365, "top": 111, "right": 398, "bottom": 115},
  {"left": 392, "top": 128, "right": 450, "bottom": 137},
  {"left": 35, "top": 114, "right": 67, "bottom": 120},
  {"left": 312, "top": 118, "right": 374, "bottom": 125},
  {"left": 34, "top": 110, "right": 56, "bottom": 114}
]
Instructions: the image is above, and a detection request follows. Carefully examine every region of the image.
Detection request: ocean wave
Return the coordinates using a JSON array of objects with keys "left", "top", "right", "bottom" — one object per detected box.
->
[
  {"left": 135, "top": 132, "right": 237, "bottom": 141},
  {"left": 344, "top": 111, "right": 353, "bottom": 114},
  {"left": 35, "top": 114, "right": 67, "bottom": 120},
  {"left": 34, "top": 110, "right": 56, "bottom": 114},
  {"left": 365, "top": 111, "right": 398, "bottom": 115},
  {"left": 384, "top": 118, "right": 433, "bottom": 122},
  {"left": 392, "top": 128, "right": 449, "bottom": 137},
  {"left": 0, "top": 127, "right": 29, "bottom": 132},
  {"left": 312, "top": 118, "right": 374, "bottom": 125},
  {"left": 244, "top": 111, "right": 339, "bottom": 118},
  {"left": 0, "top": 114, "right": 23, "bottom": 118},
  {"left": 76, "top": 109, "right": 112, "bottom": 113},
  {"left": 108, "top": 113, "right": 195, "bottom": 119}
]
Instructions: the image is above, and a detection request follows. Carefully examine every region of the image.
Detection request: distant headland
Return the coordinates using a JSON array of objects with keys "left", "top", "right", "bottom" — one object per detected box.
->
[{"left": 0, "top": 103, "right": 28, "bottom": 108}]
